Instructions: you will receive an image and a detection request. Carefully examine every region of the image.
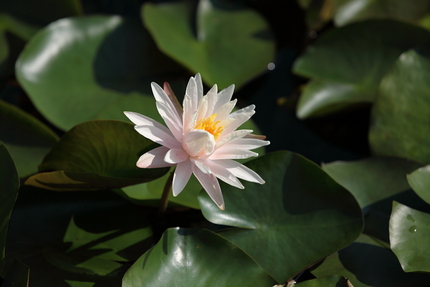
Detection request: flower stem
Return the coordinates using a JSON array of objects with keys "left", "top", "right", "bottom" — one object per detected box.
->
[{"left": 158, "top": 171, "right": 174, "bottom": 215}]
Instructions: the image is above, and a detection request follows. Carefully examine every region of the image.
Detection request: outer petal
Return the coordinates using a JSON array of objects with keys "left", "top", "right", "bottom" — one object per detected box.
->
[
  {"left": 218, "top": 159, "right": 265, "bottom": 184},
  {"left": 202, "top": 159, "right": 244, "bottom": 189},
  {"left": 210, "top": 138, "right": 271, "bottom": 159},
  {"left": 124, "top": 111, "right": 180, "bottom": 149},
  {"left": 137, "top": 146, "right": 173, "bottom": 168},
  {"left": 164, "top": 148, "right": 188, "bottom": 164},
  {"left": 216, "top": 129, "right": 253, "bottom": 149},
  {"left": 214, "top": 99, "right": 236, "bottom": 121},
  {"left": 193, "top": 165, "right": 225, "bottom": 210},
  {"left": 213, "top": 84, "right": 235, "bottom": 112},
  {"left": 183, "top": 76, "right": 198, "bottom": 132},
  {"left": 204, "top": 84, "right": 218, "bottom": 118},
  {"left": 219, "top": 105, "right": 256, "bottom": 138},
  {"left": 172, "top": 160, "right": 193, "bottom": 196},
  {"left": 156, "top": 101, "right": 183, "bottom": 141}
]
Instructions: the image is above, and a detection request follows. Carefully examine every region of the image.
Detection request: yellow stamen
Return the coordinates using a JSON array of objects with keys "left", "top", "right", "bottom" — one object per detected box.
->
[{"left": 195, "top": 113, "right": 224, "bottom": 140}]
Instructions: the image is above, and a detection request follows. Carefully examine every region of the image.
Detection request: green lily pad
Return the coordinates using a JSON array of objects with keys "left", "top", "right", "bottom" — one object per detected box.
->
[
  {"left": 25, "top": 120, "right": 169, "bottom": 190},
  {"left": 407, "top": 165, "right": 430, "bottom": 204},
  {"left": 334, "top": 0, "right": 430, "bottom": 27},
  {"left": 293, "top": 20, "right": 430, "bottom": 118},
  {"left": 198, "top": 151, "right": 363, "bottom": 283},
  {"left": 0, "top": 143, "right": 19, "bottom": 274},
  {"left": 312, "top": 233, "right": 430, "bottom": 287},
  {"left": 390, "top": 201, "right": 430, "bottom": 273},
  {"left": 369, "top": 48, "right": 430, "bottom": 164},
  {"left": 322, "top": 156, "right": 422, "bottom": 208},
  {"left": 142, "top": 0, "right": 275, "bottom": 89},
  {"left": 16, "top": 16, "right": 179, "bottom": 130},
  {"left": 0, "top": 260, "right": 29, "bottom": 287},
  {"left": 122, "top": 227, "right": 277, "bottom": 286},
  {"left": 0, "top": 100, "right": 58, "bottom": 177}
]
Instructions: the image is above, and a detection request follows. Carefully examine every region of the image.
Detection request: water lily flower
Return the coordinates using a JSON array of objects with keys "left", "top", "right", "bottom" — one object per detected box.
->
[{"left": 124, "top": 74, "right": 269, "bottom": 210}]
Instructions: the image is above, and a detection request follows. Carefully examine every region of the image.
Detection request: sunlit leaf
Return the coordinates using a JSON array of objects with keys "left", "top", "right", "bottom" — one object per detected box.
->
[
  {"left": 407, "top": 165, "right": 430, "bottom": 204},
  {"left": 294, "top": 20, "right": 429, "bottom": 118},
  {"left": 122, "top": 228, "right": 277, "bottom": 286},
  {"left": 369, "top": 48, "right": 430, "bottom": 164},
  {"left": 0, "top": 100, "right": 58, "bottom": 177},
  {"left": 25, "top": 120, "right": 169, "bottom": 190},
  {"left": 142, "top": 0, "right": 275, "bottom": 89},
  {"left": 16, "top": 16, "right": 180, "bottom": 130},
  {"left": 0, "top": 143, "right": 19, "bottom": 274},
  {"left": 390, "top": 201, "right": 430, "bottom": 273},
  {"left": 322, "top": 156, "right": 422, "bottom": 208},
  {"left": 199, "top": 151, "right": 363, "bottom": 283}
]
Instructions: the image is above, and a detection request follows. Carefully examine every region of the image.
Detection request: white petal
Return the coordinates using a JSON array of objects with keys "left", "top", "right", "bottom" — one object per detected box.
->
[
  {"left": 203, "top": 159, "right": 244, "bottom": 189},
  {"left": 209, "top": 147, "right": 258, "bottom": 160},
  {"left": 220, "top": 105, "right": 256, "bottom": 137},
  {"left": 134, "top": 124, "right": 180, "bottom": 149},
  {"left": 137, "top": 146, "right": 173, "bottom": 168},
  {"left": 183, "top": 130, "right": 216, "bottom": 157},
  {"left": 193, "top": 159, "right": 212, "bottom": 174},
  {"left": 216, "top": 129, "right": 253, "bottom": 149},
  {"left": 193, "top": 165, "right": 225, "bottom": 210},
  {"left": 218, "top": 138, "right": 270, "bottom": 152},
  {"left": 214, "top": 99, "right": 236, "bottom": 121},
  {"left": 163, "top": 82, "right": 183, "bottom": 115},
  {"left": 194, "top": 74, "right": 204, "bottom": 102},
  {"left": 164, "top": 148, "right": 188, "bottom": 164},
  {"left": 213, "top": 84, "right": 235, "bottom": 112},
  {"left": 151, "top": 83, "right": 182, "bottom": 123},
  {"left": 172, "top": 160, "right": 193, "bottom": 196},
  {"left": 183, "top": 77, "right": 198, "bottom": 131},
  {"left": 219, "top": 159, "right": 265, "bottom": 184},
  {"left": 156, "top": 101, "right": 183, "bottom": 141},
  {"left": 204, "top": 84, "right": 218, "bottom": 118},
  {"left": 196, "top": 96, "right": 208, "bottom": 123}
]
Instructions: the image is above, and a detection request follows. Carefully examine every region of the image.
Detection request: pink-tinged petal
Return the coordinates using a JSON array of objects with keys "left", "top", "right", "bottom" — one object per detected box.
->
[
  {"left": 214, "top": 99, "right": 236, "bottom": 121},
  {"left": 196, "top": 96, "right": 208, "bottom": 123},
  {"left": 192, "top": 159, "right": 211, "bottom": 174},
  {"left": 164, "top": 148, "right": 188, "bottom": 164},
  {"left": 220, "top": 105, "right": 256, "bottom": 136},
  {"left": 183, "top": 130, "right": 216, "bottom": 157},
  {"left": 193, "top": 165, "right": 225, "bottom": 210},
  {"left": 156, "top": 101, "right": 183, "bottom": 142},
  {"left": 216, "top": 129, "right": 253, "bottom": 148},
  {"left": 134, "top": 124, "right": 180, "bottom": 149},
  {"left": 202, "top": 159, "right": 244, "bottom": 189},
  {"left": 151, "top": 83, "right": 182, "bottom": 123},
  {"left": 213, "top": 84, "right": 235, "bottom": 112},
  {"left": 194, "top": 73, "right": 204, "bottom": 101},
  {"left": 219, "top": 159, "right": 265, "bottom": 184},
  {"left": 172, "top": 160, "right": 193, "bottom": 196},
  {"left": 218, "top": 138, "right": 270, "bottom": 152},
  {"left": 137, "top": 146, "right": 173, "bottom": 168},
  {"left": 124, "top": 111, "right": 158, "bottom": 126},
  {"left": 204, "top": 84, "right": 218, "bottom": 118},
  {"left": 209, "top": 146, "right": 258, "bottom": 160},
  {"left": 163, "top": 82, "right": 183, "bottom": 114}
]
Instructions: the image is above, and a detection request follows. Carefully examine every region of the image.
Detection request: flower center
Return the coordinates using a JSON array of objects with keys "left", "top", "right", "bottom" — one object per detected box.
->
[{"left": 194, "top": 113, "right": 224, "bottom": 140}]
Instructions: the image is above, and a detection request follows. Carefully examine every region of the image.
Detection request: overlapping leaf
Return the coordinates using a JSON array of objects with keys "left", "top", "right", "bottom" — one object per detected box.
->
[
  {"left": 407, "top": 165, "right": 430, "bottom": 204},
  {"left": 142, "top": 0, "right": 275, "bottom": 89},
  {"left": 25, "top": 120, "right": 169, "bottom": 190},
  {"left": 369, "top": 47, "right": 430, "bottom": 164},
  {"left": 198, "top": 151, "right": 363, "bottom": 283},
  {"left": 390, "top": 202, "right": 430, "bottom": 273},
  {"left": 0, "top": 100, "right": 58, "bottom": 177},
  {"left": 122, "top": 228, "right": 277, "bottom": 286},
  {"left": 293, "top": 20, "right": 430, "bottom": 118}
]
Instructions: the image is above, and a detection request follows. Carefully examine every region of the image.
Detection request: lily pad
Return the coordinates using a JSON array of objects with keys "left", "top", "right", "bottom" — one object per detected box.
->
[
  {"left": 293, "top": 20, "right": 430, "bottom": 118},
  {"left": 322, "top": 156, "right": 422, "bottom": 208},
  {"left": 0, "top": 99, "right": 58, "bottom": 177},
  {"left": 142, "top": 0, "right": 275, "bottom": 89},
  {"left": 16, "top": 16, "right": 180, "bottom": 130},
  {"left": 199, "top": 151, "right": 363, "bottom": 283},
  {"left": 369, "top": 47, "right": 430, "bottom": 164},
  {"left": 122, "top": 227, "right": 277, "bottom": 286},
  {"left": 407, "top": 164, "right": 430, "bottom": 204},
  {"left": 390, "top": 201, "right": 430, "bottom": 273},
  {"left": 0, "top": 143, "right": 19, "bottom": 274},
  {"left": 25, "top": 120, "right": 169, "bottom": 191}
]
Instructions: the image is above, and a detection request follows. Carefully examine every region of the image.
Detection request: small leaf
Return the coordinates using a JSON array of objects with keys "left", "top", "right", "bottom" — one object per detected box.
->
[
  {"left": 142, "top": 0, "right": 275, "bottom": 89},
  {"left": 407, "top": 165, "right": 430, "bottom": 204},
  {"left": 25, "top": 120, "right": 169, "bottom": 190},
  {"left": 390, "top": 201, "right": 430, "bottom": 273},
  {"left": 122, "top": 228, "right": 277, "bottom": 286},
  {"left": 199, "top": 151, "right": 363, "bottom": 283},
  {"left": 369, "top": 47, "right": 430, "bottom": 163}
]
